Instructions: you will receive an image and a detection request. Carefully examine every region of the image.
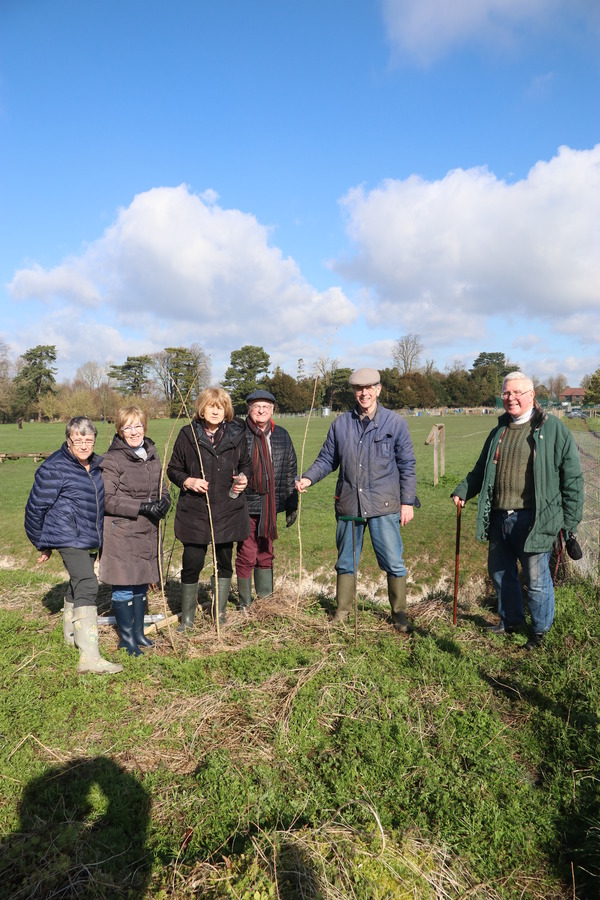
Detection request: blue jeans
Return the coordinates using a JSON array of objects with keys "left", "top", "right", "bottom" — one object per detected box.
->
[
  {"left": 488, "top": 510, "right": 554, "bottom": 633},
  {"left": 112, "top": 584, "right": 148, "bottom": 603},
  {"left": 335, "top": 514, "right": 407, "bottom": 577}
]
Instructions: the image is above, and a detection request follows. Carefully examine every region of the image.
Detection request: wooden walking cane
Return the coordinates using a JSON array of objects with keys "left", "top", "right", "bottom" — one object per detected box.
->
[{"left": 453, "top": 503, "right": 461, "bottom": 626}]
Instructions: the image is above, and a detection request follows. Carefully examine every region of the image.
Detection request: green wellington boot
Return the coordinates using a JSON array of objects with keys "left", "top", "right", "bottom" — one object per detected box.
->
[
  {"left": 211, "top": 576, "right": 232, "bottom": 624},
  {"left": 331, "top": 573, "right": 355, "bottom": 624},
  {"left": 237, "top": 577, "right": 253, "bottom": 610},
  {"left": 73, "top": 606, "right": 123, "bottom": 675},
  {"left": 388, "top": 575, "right": 411, "bottom": 633},
  {"left": 177, "top": 582, "right": 198, "bottom": 632},
  {"left": 254, "top": 568, "right": 274, "bottom": 599}
]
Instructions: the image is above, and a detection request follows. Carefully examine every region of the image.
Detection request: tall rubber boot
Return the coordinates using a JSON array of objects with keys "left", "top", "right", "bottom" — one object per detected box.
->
[
  {"left": 63, "top": 598, "right": 75, "bottom": 646},
  {"left": 211, "top": 576, "right": 232, "bottom": 624},
  {"left": 332, "top": 573, "right": 355, "bottom": 624},
  {"left": 388, "top": 575, "right": 411, "bottom": 633},
  {"left": 254, "top": 568, "right": 273, "bottom": 599},
  {"left": 73, "top": 606, "right": 123, "bottom": 675},
  {"left": 133, "top": 594, "right": 154, "bottom": 647},
  {"left": 177, "top": 582, "right": 198, "bottom": 632},
  {"left": 237, "top": 577, "right": 253, "bottom": 610},
  {"left": 113, "top": 599, "right": 143, "bottom": 656}
]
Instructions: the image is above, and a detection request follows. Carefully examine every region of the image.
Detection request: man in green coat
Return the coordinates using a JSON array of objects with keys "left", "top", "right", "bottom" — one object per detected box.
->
[{"left": 451, "top": 372, "right": 583, "bottom": 650}]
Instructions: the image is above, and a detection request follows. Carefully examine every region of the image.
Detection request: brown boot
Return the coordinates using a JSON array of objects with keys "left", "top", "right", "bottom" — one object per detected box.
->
[{"left": 332, "top": 573, "right": 355, "bottom": 623}]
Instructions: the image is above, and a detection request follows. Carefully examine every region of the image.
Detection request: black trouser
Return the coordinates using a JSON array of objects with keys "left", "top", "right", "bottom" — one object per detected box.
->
[
  {"left": 181, "top": 543, "right": 234, "bottom": 583},
  {"left": 58, "top": 548, "right": 99, "bottom": 609}
]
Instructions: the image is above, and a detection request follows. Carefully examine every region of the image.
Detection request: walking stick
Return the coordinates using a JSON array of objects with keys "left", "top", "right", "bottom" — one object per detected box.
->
[
  {"left": 453, "top": 503, "right": 461, "bottom": 626},
  {"left": 352, "top": 519, "right": 358, "bottom": 648}
]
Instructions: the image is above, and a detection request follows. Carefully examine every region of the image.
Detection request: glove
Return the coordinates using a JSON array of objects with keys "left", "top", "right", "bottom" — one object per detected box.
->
[
  {"left": 139, "top": 500, "right": 165, "bottom": 523},
  {"left": 286, "top": 509, "right": 298, "bottom": 528},
  {"left": 156, "top": 496, "right": 170, "bottom": 518},
  {"left": 565, "top": 532, "right": 582, "bottom": 561}
]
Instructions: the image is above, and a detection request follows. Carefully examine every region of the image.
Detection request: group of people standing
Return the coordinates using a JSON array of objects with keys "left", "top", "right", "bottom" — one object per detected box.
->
[
  {"left": 24, "top": 386, "right": 298, "bottom": 675},
  {"left": 24, "top": 366, "right": 584, "bottom": 677}
]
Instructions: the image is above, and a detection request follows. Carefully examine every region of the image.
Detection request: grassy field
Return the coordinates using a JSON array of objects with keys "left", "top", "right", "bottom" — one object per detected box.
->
[{"left": 1, "top": 413, "right": 599, "bottom": 898}]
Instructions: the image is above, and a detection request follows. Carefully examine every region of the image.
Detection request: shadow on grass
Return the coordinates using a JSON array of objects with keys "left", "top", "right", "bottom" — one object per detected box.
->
[{"left": 0, "top": 756, "right": 152, "bottom": 898}]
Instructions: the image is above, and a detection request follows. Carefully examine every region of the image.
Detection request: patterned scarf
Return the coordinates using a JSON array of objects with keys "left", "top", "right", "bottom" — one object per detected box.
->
[{"left": 247, "top": 417, "right": 278, "bottom": 539}]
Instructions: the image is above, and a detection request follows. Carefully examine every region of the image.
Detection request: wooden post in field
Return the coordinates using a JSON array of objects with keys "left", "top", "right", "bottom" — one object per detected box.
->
[{"left": 425, "top": 424, "right": 445, "bottom": 486}]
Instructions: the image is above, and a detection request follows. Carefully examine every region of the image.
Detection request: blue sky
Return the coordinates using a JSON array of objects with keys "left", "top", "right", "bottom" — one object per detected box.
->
[{"left": 1, "top": 0, "right": 599, "bottom": 388}]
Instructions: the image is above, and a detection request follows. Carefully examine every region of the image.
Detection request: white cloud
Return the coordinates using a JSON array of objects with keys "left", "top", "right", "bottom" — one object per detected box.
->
[
  {"left": 381, "top": 0, "right": 570, "bottom": 64},
  {"left": 8, "top": 185, "right": 357, "bottom": 378},
  {"left": 335, "top": 145, "right": 600, "bottom": 354}
]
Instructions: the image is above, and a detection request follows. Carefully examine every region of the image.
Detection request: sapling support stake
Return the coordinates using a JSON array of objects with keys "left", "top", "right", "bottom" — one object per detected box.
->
[
  {"left": 453, "top": 503, "right": 461, "bottom": 626},
  {"left": 295, "top": 328, "right": 337, "bottom": 610}
]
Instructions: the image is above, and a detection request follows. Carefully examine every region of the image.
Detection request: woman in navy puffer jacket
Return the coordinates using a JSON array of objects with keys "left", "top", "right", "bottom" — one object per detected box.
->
[{"left": 25, "top": 416, "right": 123, "bottom": 676}]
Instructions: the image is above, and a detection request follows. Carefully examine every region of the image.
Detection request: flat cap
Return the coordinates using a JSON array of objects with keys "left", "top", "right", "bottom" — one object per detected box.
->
[
  {"left": 348, "top": 367, "right": 380, "bottom": 387},
  {"left": 246, "top": 389, "right": 276, "bottom": 404}
]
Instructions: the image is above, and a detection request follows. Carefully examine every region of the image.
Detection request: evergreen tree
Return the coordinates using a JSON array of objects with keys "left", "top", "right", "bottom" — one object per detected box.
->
[
  {"left": 14, "top": 345, "right": 57, "bottom": 420},
  {"left": 222, "top": 345, "right": 270, "bottom": 412},
  {"left": 107, "top": 355, "right": 153, "bottom": 396}
]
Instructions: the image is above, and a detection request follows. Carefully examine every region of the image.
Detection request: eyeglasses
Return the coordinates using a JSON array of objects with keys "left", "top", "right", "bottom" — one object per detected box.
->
[
  {"left": 122, "top": 424, "right": 144, "bottom": 432},
  {"left": 69, "top": 438, "right": 95, "bottom": 446},
  {"left": 501, "top": 390, "right": 532, "bottom": 399},
  {"left": 353, "top": 384, "right": 379, "bottom": 392}
]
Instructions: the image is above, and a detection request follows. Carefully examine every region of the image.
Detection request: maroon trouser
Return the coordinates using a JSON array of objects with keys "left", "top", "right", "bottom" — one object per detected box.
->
[{"left": 235, "top": 515, "right": 274, "bottom": 578}]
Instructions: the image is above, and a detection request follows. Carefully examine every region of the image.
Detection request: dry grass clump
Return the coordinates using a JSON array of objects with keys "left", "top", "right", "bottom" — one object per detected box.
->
[{"left": 161, "top": 812, "right": 563, "bottom": 899}]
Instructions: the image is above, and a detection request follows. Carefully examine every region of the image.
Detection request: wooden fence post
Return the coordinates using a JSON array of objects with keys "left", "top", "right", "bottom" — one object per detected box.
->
[{"left": 425, "top": 424, "right": 445, "bottom": 486}]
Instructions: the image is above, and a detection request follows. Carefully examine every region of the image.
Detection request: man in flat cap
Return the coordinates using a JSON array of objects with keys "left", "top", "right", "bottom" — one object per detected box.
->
[
  {"left": 235, "top": 389, "right": 298, "bottom": 607},
  {"left": 297, "top": 368, "right": 418, "bottom": 631}
]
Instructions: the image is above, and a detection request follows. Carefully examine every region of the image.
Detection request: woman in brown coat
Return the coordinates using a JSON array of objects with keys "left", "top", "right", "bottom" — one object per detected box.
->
[
  {"left": 167, "top": 387, "right": 251, "bottom": 629},
  {"left": 100, "top": 406, "right": 170, "bottom": 655}
]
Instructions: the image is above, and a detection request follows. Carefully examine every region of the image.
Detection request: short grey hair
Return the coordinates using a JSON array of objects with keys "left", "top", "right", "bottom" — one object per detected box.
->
[
  {"left": 66, "top": 416, "right": 98, "bottom": 439},
  {"left": 502, "top": 372, "right": 534, "bottom": 392}
]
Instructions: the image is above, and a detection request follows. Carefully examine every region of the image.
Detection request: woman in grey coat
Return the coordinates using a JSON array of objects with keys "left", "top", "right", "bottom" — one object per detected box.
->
[{"left": 99, "top": 405, "right": 170, "bottom": 655}]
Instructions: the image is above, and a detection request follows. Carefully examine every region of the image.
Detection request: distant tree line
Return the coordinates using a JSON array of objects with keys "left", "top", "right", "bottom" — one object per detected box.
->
[{"left": 0, "top": 335, "right": 597, "bottom": 424}]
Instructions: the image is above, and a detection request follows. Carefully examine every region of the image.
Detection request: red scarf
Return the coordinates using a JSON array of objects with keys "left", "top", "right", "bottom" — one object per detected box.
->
[{"left": 248, "top": 418, "right": 277, "bottom": 539}]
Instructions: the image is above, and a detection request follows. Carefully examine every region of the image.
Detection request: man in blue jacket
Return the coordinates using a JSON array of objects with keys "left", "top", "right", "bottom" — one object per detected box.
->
[{"left": 297, "top": 368, "right": 418, "bottom": 631}]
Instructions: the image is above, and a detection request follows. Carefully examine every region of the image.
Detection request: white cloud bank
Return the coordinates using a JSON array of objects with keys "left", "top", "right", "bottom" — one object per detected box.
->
[
  {"left": 381, "top": 0, "right": 597, "bottom": 64},
  {"left": 335, "top": 144, "right": 600, "bottom": 367},
  {"left": 9, "top": 185, "right": 356, "bottom": 376}
]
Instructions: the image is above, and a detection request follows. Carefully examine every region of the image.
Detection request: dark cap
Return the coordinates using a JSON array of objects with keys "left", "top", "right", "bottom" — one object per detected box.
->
[
  {"left": 246, "top": 389, "right": 276, "bottom": 404},
  {"left": 348, "top": 367, "right": 380, "bottom": 387}
]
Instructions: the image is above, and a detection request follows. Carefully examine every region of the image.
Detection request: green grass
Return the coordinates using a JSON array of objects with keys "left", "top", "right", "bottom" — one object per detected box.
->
[{"left": 1, "top": 414, "right": 599, "bottom": 897}]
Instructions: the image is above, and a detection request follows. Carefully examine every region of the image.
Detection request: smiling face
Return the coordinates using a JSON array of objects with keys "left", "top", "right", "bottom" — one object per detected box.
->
[
  {"left": 67, "top": 431, "right": 96, "bottom": 464},
  {"left": 120, "top": 418, "right": 146, "bottom": 448},
  {"left": 204, "top": 401, "right": 226, "bottom": 430},
  {"left": 502, "top": 379, "right": 535, "bottom": 417},
  {"left": 353, "top": 383, "right": 382, "bottom": 417},
  {"left": 248, "top": 401, "right": 274, "bottom": 430}
]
